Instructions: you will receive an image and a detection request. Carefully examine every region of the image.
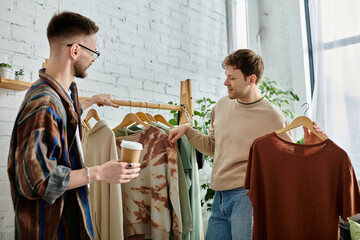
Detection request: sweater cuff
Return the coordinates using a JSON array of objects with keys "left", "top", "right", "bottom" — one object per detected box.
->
[
  {"left": 185, "top": 127, "right": 198, "bottom": 140},
  {"left": 42, "top": 165, "right": 71, "bottom": 204}
]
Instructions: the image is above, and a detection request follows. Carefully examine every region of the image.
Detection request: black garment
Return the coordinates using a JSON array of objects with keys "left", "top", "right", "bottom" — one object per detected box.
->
[
  {"left": 339, "top": 222, "right": 351, "bottom": 240},
  {"left": 196, "top": 150, "right": 204, "bottom": 169},
  {"left": 339, "top": 219, "right": 360, "bottom": 240}
]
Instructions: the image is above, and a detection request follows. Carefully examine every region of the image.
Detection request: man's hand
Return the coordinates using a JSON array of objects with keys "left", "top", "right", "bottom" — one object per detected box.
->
[
  {"left": 303, "top": 121, "right": 328, "bottom": 145},
  {"left": 168, "top": 124, "right": 190, "bottom": 147},
  {"left": 92, "top": 94, "right": 119, "bottom": 108},
  {"left": 99, "top": 160, "right": 141, "bottom": 184},
  {"left": 67, "top": 161, "right": 141, "bottom": 190},
  {"left": 80, "top": 94, "right": 119, "bottom": 110}
]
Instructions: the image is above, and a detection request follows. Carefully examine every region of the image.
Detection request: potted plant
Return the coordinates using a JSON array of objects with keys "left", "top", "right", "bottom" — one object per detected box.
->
[
  {"left": 0, "top": 63, "right": 12, "bottom": 79},
  {"left": 15, "top": 69, "right": 24, "bottom": 81}
]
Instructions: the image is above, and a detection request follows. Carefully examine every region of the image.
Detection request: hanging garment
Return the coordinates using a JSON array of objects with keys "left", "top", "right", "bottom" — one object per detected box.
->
[
  {"left": 115, "top": 123, "right": 203, "bottom": 240},
  {"left": 116, "top": 126, "right": 182, "bottom": 239},
  {"left": 196, "top": 149, "right": 204, "bottom": 169},
  {"left": 150, "top": 122, "right": 195, "bottom": 239},
  {"left": 176, "top": 133, "right": 203, "bottom": 240},
  {"left": 82, "top": 120, "right": 124, "bottom": 240},
  {"left": 114, "top": 125, "right": 144, "bottom": 137},
  {"left": 245, "top": 132, "right": 360, "bottom": 240}
]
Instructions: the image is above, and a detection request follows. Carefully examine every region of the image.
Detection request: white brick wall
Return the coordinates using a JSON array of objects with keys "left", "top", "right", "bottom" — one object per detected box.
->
[{"left": 0, "top": 0, "right": 228, "bottom": 237}]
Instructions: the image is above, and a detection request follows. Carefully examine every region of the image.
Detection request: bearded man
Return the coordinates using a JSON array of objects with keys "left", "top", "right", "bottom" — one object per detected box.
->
[{"left": 7, "top": 11, "right": 140, "bottom": 239}]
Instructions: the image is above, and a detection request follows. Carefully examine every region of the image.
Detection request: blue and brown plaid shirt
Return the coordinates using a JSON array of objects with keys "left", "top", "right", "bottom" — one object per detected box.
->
[{"left": 7, "top": 69, "right": 94, "bottom": 239}]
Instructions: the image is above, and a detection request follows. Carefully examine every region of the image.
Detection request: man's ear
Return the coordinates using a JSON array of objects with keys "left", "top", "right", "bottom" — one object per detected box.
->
[
  {"left": 69, "top": 44, "right": 80, "bottom": 60},
  {"left": 248, "top": 74, "right": 257, "bottom": 86}
]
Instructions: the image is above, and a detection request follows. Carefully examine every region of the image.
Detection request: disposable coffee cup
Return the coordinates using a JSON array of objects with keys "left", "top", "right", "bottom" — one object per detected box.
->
[{"left": 120, "top": 140, "right": 143, "bottom": 163}]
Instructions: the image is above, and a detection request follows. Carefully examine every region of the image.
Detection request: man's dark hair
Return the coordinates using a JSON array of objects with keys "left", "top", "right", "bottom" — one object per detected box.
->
[
  {"left": 47, "top": 11, "right": 99, "bottom": 41},
  {"left": 222, "top": 49, "right": 264, "bottom": 84}
]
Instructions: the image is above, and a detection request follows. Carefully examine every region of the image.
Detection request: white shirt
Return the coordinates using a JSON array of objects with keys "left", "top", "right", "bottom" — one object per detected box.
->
[{"left": 65, "top": 89, "right": 85, "bottom": 164}]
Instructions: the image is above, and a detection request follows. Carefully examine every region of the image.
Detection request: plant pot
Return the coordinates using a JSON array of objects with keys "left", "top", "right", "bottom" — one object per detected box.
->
[
  {"left": 15, "top": 75, "right": 24, "bottom": 81},
  {"left": 0, "top": 67, "right": 12, "bottom": 79}
]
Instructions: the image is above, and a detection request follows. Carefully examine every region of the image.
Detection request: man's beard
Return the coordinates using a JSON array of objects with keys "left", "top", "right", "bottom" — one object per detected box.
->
[
  {"left": 74, "top": 61, "right": 90, "bottom": 78},
  {"left": 227, "top": 90, "right": 237, "bottom": 99}
]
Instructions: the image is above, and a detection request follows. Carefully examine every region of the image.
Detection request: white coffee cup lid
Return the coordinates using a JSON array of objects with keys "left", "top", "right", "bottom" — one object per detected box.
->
[{"left": 120, "top": 140, "right": 143, "bottom": 150}]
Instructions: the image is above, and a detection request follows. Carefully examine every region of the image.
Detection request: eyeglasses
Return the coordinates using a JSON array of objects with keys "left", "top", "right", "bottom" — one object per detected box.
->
[{"left": 67, "top": 43, "right": 100, "bottom": 60}]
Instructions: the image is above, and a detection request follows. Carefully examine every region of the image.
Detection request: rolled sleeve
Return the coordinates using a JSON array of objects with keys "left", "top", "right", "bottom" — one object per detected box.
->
[
  {"left": 42, "top": 165, "right": 71, "bottom": 204},
  {"left": 15, "top": 104, "right": 66, "bottom": 201}
]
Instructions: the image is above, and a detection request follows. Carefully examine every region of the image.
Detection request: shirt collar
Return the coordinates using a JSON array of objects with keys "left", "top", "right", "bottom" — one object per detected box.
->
[{"left": 38, "top": 68, "right": 76, "bottom": 106}]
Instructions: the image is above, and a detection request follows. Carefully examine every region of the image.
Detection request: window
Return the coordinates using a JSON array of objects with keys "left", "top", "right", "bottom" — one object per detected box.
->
[
  {"left": 235, "top": 0, "right": 248, "bottom": 49},
  {"left": 306, "top": 0, "right": 360, "bottom": 177}
]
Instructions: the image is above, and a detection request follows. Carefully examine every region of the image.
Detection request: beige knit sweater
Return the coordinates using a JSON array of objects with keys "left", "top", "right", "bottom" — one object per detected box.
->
[
  {"left": 82, "top": 120, "right": 124, "bottom": 240},
  {"left": 185, "top": 96, "right": 292, "bottom": 191}
]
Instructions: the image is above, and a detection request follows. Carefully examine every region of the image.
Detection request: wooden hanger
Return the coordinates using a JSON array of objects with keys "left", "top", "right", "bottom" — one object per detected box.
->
[
  {"left": 275, "top": 116, "right": 328, "bottom": 141},
  {"left": 154, "top": 114, "right": 173, "bottom": 127},
  {"left": 112, "top": 113, "right": 149, "bottom": 131},
  {"left": 145, "top": 113, "right": 156, "bottom": 122},
  {"left": 141, "top": 103, "right": 156, "bottom": 122},
  {"left": 84, "top": 108, "right": 100, "bottom": 128},
  {"left": 136, "top": 112, "right": 152, "bottom": 123}
]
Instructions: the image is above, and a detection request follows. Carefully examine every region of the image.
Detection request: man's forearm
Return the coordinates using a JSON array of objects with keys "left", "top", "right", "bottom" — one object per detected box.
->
[
  {"left": 79, "top": 97, "right": 95, "bottom": 111},
  {"left": 185, "top": 127, "right": 215, "bottom": 157},
  {"left": 67, "top": 166, "right": 101, "bottom": 190}
]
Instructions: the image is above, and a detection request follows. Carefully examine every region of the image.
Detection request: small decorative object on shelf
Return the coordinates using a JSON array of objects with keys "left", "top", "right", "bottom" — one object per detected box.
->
[
  {"left": 15, "top": 69, "right": 24, "bottom": 81},
  {"left": 0, "top": 63, "right": 13, "bottom": 79}
]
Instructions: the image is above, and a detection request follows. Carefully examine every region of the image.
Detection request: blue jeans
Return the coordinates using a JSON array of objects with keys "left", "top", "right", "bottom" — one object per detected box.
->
[{"left": 205, "top": 187, "right": 253, "bottom": 240}]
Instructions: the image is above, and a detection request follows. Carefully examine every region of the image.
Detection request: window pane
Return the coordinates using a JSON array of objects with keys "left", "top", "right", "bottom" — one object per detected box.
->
[
  {"left": 323, "top": 44, "right": 360, "bottom": 175},
  {"left": 236, "top": 0, "right": 248, "bottom": 49},
  {"left": 321, "top": 0, "right": 360, "bottom": 42}
]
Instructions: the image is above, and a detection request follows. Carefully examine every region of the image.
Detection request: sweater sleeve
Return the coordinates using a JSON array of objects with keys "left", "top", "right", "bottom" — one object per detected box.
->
[
  {"left": 14, "top": 103, "right": 70, "bottom": 204},
  {"left": 184, "top": 108, "right": 215, "bottom": 157}
]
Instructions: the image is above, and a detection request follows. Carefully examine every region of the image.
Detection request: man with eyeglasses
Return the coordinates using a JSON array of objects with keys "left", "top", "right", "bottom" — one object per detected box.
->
[{"left": 7, "top": 11, "right": 141, "bottom": 239}]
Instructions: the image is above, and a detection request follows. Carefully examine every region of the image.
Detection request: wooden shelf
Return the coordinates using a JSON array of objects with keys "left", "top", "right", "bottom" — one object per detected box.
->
[{"left": 0, "top": 77, "right": 31, "bottom": 91}]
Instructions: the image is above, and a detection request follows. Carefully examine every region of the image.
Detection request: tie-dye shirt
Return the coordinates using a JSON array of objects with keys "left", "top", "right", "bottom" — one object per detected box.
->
[{"left": 116, "top": 126, "right": 182, "bottom": 239}]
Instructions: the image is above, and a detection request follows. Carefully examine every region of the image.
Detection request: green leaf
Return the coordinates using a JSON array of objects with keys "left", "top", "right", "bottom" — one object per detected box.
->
[
  {"left": 0, "top": 63, "right": 12, "bottom": 68},
  {"left": 169, "top": 119, "right": 178, "bottom": 125},
  {"left": 296, "top": 137, "right": 304, "bottom": 144}
]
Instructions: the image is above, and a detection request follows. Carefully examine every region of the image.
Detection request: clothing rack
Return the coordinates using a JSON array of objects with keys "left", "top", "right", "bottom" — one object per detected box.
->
[
  {"left": 42, "top": 60, "right": 194, "bottom": 125},
  {"left": 79, "top": 79, "right": 194, "bottom": 125},
  {"left": 41, "top": 61, "right": 201, "bottom": 237}
]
